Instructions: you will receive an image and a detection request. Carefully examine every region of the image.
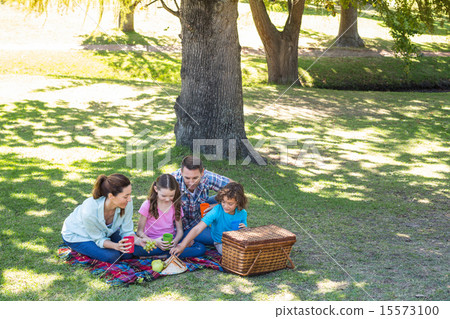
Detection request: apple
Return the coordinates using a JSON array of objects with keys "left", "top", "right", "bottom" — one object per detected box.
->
[{"left": 152, "top": 260, "right": 164, "bottom": 273}]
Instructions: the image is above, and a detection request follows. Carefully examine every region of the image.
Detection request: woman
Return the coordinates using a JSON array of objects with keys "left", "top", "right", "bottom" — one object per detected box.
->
[{"left": 61, "top": 173, "right": 146, "bottom": 263}]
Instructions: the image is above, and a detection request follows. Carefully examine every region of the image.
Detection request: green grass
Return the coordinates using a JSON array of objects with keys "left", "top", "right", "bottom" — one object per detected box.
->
[
  {"left": 0, "top": 74, "right": 448, "bottom": 300},
  {"left": 1, "top": 50, "right": 448, "bottom": 90},
  {"left": 80, "top": 31, "right": 178, "bottom": 47},
  {"left": 0, "top": 2, "right": 448, "bottom": 302}
]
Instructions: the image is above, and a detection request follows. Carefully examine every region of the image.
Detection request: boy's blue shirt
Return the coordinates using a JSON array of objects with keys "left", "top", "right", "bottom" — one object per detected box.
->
[{"left": 201, "top": 204, "right": 248, "bottom": 243}]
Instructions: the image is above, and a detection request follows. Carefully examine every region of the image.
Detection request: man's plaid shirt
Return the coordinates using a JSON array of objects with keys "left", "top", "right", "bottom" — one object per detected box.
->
[{"left": 171, "top": 169, "right": 230, "bottom": 231}]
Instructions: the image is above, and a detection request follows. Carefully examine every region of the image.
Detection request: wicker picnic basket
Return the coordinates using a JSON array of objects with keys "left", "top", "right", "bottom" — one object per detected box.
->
[{"left": 221, "top": 224, "right": 296, "bottom": 276}]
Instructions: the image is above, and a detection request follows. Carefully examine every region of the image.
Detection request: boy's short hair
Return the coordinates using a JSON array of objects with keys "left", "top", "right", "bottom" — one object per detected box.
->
[
  {"left": 181, "top": 155, "right": 203, "bottom": 172},
  {"left": 215, "top": 182, "right": 248, "bottom": 210}
]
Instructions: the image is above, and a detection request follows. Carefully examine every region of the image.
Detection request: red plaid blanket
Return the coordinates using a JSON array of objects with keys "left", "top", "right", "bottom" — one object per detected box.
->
[{"left": 58, "top": 244, "right": 223, "bottom": 286}]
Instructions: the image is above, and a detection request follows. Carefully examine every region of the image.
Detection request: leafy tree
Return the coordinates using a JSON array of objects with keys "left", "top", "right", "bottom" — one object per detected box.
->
[
  {"left": 249, "top": 0, "right": 448, "bottom": 83},
  {"left": 375, "top": 0, "right": 449, "bottom": 58}
]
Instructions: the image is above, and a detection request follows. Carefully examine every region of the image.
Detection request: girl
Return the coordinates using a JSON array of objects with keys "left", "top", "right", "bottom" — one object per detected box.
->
[
  {"left": 135, "top": 174, "right": 205, "bottom": 258},
  {"left": 171, "top": 182, "right": 248, "bottom": 256},
  {"left": 61, "top": 173, "right": 146, "bottom": 264}
]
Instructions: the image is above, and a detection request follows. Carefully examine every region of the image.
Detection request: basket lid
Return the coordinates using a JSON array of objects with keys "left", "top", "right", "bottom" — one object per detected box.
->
[{"left": 222, "top": 224, "right": 296, "bottom": 247}]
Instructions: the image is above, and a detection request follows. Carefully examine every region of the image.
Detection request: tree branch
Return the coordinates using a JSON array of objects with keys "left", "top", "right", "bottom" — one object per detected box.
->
[
  {"left": 249, "top": 0, "right": 281, "bottom": 42},
  {"left": 283, "top": 0, "right": 306, "bottom": 36},
  {"left": 143, "top": 0, "right": 159, "bottom": 8},
  {"left": 160, "top": 0, "right": 180, "bottom": 18}
]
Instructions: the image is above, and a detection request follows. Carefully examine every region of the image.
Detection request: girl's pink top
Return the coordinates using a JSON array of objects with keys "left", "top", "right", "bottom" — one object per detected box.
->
[{"left": 138, "top": 200, "right": 183, "bottom": 238}]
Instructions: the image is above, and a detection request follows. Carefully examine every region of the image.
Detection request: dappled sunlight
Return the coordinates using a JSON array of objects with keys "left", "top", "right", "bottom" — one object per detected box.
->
[
  {"left": 94, "top": 126, "right": 134, "bottom": 138},
  {"left": 297, "top": 269, "right": 317, "bottom": 275},
  {"left": 0, "top": 145, "right": 113, "bottom": 165},
  {"left": 329, "top": 128, "right": 384, "bottom": 141},
  {"left": 220, "top": 284, "right": 236, "bottom": 294},
  {"left": 49, "top": 83, "right": 153, "bottom": 110},
  {"left": 142, "top": 291, "right": 189, "bottom": 301},
  {"left": 2, "top": 229, "right": 15, "bottom": 236},
  {"left": 62, "top": 197, "right": 79, "bottom": 206},
  {"left": 10, "top": 192, "right": 47, "bottom": 205},
  {"left": 406, "top": 164, "right": 449, "bottom": 179},
  {"left": 315, "top": 279, "right": 349, "bottom": 294},
  {"left": 25, "top": 210, "right": 52, "bottom": 217},
  {"left": 271, "top": 285, "right": 297, "bottom": 301},
  {"left": 252, "top": 289, "right": 296, "bottom": 301},
  {"left": 17, "top": 241, "right": 50, "bottom": 253},
  {"left": 39, "top": 226, "right": 54, "bottom": 234},
  {"left": 341, "top": 151, "right": 401, "bottom": 169},
  {"left": 87, "top": 280, "right": 110, "bottom": 291},
  {"left": 63, "top": 171, "right": 82, "bottom": 181},
  {"left": 219, "top": 277, "right": 256, "bottom": 295},
  {"left": 1, "top": 269, "right": 62, "bottom": 294},
  {"left": 299, "top": 181, "right": 369, "bottom": 202},
  {"left": 407, "top": 140, "right": 448, "bottom": 156}
]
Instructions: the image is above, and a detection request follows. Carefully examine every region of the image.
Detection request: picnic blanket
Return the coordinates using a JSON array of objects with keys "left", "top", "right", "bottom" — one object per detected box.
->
[{"left": 57, "top": 244, "right": 224, "bottom": 286}]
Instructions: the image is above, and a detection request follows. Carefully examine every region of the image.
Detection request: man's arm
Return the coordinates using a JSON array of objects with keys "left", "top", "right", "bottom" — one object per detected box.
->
[{"left": 206, "top": 170, "right": 232, "bottom": 192}]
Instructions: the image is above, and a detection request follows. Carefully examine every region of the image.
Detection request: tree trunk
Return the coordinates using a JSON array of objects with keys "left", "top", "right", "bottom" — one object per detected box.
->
[
  {"left": 174, "top": 0, "right": 258, "bottom": 161},
  {"left": 265, "top": 33, "right": 300, "bottom": 84},
  {"left": 249, "top": 0, "right": 306, "bottom": 85},
  {"left": 118, "top": 6, "right": 136, "bottom": 32},
  {"left": 335, "top": 4, "right": 365, "bottom": 48}
]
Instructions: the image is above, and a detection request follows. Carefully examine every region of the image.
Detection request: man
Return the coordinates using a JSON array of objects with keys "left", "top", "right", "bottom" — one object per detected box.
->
[{"left": 171, "top": 155, "right": 232, "bottom": 245}]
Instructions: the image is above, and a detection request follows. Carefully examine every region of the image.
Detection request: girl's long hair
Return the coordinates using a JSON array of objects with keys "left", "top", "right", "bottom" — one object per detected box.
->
[
  {"left": 92, "top": 173, "right": 131, "bottom": 217},
  {"left": 148, "top": 174, "right": 182, "bottom": 221}
]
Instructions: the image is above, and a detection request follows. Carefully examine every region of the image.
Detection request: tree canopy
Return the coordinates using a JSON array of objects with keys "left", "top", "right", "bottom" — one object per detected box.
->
[{"left": 375, "top": 0, "right": 449, "bottom": 58}]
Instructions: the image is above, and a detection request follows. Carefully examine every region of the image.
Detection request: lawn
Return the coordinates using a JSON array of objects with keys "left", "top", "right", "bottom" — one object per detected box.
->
[
  {"left": 0, "top": 74, "right": 448, "bottom": 301},
  {"left": 1, "top": 50, "right": 448, "bottom": 90},
  {"left": 0, "top": 1, "right": 448, "bottom": 302}
]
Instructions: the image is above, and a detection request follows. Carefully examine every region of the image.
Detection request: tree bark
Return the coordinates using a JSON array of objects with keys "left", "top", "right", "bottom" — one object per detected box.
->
[
  {"left": 118, "top": 5, "right": 136, "bottom": 32},
  {"left": 335, "top": 3, "right": 365, "bottom": 48},
  {"left": 249, "top": 0, "right": 306, "bottom": 84},
  {"left": 174, "top": 0, "right": 259, "bottom": 161}
]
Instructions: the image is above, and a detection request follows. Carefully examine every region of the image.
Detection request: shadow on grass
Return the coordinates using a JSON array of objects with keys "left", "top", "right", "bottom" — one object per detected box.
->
[
  {"left": 80, "top": 31, "right": 177, "bottom": 47},
  {"left": 94, "top": 50, "right": 181, "bottom": 83}
]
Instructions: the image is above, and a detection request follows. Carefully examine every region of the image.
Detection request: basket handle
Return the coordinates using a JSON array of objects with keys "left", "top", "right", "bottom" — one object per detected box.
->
[
  {"left": 281, "top": 247, "right": 295, "bottom": 269},
  {"left": 242, "top": 250, "right": 263, "bottom": 276}
]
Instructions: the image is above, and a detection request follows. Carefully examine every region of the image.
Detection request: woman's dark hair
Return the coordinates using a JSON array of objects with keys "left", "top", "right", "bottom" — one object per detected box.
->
[
  {"left": 215, "top": 182, "right": 248, "bottom": 210},
  {"left": 148, "top": 174, "right": 182, "bottom": 221},
  {"left": 181, "top": 155, "right": 203, "bottom": 172},
  {"left": 92, "top": 173, "right": 131, "bottom": 216}
]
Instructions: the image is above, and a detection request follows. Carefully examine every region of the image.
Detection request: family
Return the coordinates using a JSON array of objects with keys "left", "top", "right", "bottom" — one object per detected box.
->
[{"left": 61, "top": 156, "right": 248, "bottom": 264}]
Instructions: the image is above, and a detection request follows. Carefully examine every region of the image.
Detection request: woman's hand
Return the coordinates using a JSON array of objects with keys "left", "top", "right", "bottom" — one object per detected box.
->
[
  {"left": 239, "top": 223, "right": 246, "bottom": 229},
  {"left": 117, "top": 238, "right": 133, "bottom": 253}
]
